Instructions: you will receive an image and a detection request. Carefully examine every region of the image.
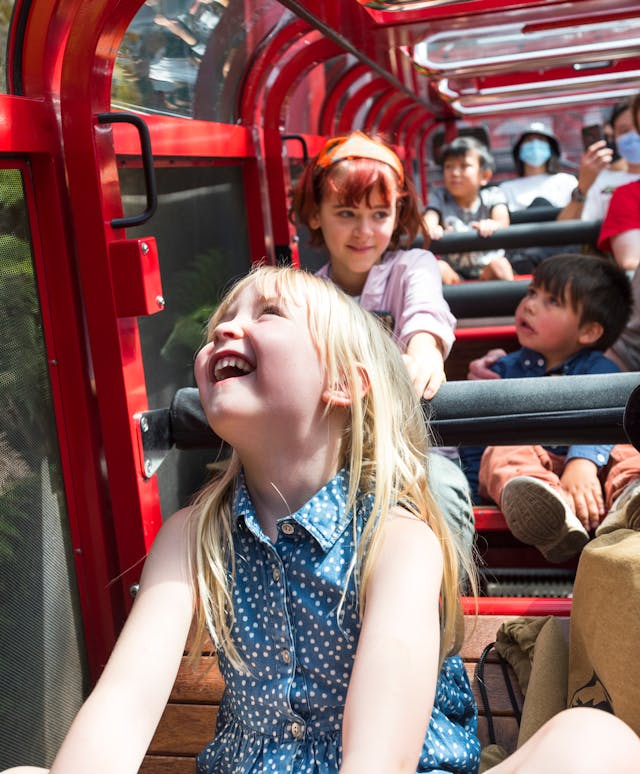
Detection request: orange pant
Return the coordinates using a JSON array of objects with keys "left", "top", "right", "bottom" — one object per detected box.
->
[{"left": 479, "top": 443, "right": 640, "bottom": 512}]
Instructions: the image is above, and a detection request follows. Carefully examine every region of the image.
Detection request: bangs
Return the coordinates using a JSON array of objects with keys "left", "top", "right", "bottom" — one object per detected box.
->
[
  {"left": 244, "top": 267, "right": 306, "bottom": 307},
  {"left": 207, "top": 268, "right": 304, "bottom": 333},
  {"left": 206, "top": 267, "right": 337, "bottom": 358},
  {"left": 323, "top": 158, "right": 399, "bottom": 208},
  {"left": 534, "top": 259, "right": 578, "bottom": 310}
]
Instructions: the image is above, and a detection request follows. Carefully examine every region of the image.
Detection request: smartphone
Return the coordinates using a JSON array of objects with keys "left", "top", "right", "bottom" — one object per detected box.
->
[{"left": 581, "top": 124, "right": 604, "bottom": 150}]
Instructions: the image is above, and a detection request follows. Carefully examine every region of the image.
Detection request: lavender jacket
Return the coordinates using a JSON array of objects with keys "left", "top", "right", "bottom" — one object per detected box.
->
[{"left": 316, "top": 248, "right": 456, "bottom": 356}]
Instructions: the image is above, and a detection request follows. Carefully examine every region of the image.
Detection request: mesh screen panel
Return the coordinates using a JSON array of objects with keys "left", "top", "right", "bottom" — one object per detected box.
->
[{"left": 0, "top": 168, "right": 88, "bottom": 768}]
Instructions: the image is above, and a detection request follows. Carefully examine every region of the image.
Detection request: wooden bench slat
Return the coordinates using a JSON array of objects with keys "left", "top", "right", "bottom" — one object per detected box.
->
[
  {"left": 139, "top": 756, "right": 197, "bottom": 774},
  {"left": 461, "top": 615, "right": 518, "bottom": 659},
  {"left": 476, "top": 715, "right": 520, "bottom": 753},
  {"left": 145, "top": 613, "right": 550, "bottom": 769},
  {"left": 170, "top": 656, "right": 224, "bottom": 703},
  {"left": 184, "top": 628, "right": 215, "bottom": 654},
  {"left": 465, "top": 662, "right": 523, "bottom": 716},
  {"left": 148, "top": 704, "right": 218, "bottom": 755}
]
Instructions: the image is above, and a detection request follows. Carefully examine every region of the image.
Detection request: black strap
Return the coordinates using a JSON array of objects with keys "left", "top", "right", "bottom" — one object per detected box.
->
[{"left": 475, "top": 641, "right": 522, "bottom": 746}]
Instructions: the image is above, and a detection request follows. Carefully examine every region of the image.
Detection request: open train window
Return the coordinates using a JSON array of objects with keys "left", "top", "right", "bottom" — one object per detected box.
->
[
  {"left": 111, "top": 0, "right": 287, "bottom": 122},
  {"left": 116, "top": 162, "right": 251, "bottom": 513}
]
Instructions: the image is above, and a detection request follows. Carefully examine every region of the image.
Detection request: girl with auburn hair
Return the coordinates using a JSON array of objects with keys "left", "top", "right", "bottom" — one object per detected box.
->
[{"left": 290, "top": 130, "right": 476, "bottom": 559}]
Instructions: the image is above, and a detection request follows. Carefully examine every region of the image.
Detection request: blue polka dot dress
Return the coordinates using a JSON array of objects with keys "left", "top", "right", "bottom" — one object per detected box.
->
[{"left": 196, "top": 469, "right": 480, "bottom": 773}]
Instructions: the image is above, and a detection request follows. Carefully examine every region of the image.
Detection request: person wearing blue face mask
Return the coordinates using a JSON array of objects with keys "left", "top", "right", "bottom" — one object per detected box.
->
[
  {"left": 519, "top": 137, "right": 552, "bottom": 168},
  {"left": 617, "top": 126, "right": 640, "bottom": 165},
  {"left": 562, "top": 98, "right": 640, "bottom": 224},
  {"left": 598, "top": 93, "right": 640, "bottom": 276},
  {"left": 499, "top": 122, "right": 578, "bottom": 213},
  {"left": 499, "top": 122, "right": 580, "bottom": 272}
]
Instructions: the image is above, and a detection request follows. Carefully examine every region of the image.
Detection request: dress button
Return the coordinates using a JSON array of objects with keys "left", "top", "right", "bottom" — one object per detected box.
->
[
  {"left": 282, "top": 649, "right": 291, "bottom": 664},
  {"left": 291, "top": 721, "right": 304, "bottom": 739},
  {"left": 272, "top": 566, "right": 281, "bottom": 582},
  {"left": 281, "top": 522, "right": 295, "bottom": 535}
]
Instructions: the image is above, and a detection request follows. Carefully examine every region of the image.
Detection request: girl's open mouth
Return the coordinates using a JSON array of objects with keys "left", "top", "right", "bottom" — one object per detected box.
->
[{"left": 213, "top": 355, "right": 255, "bottom": 382}]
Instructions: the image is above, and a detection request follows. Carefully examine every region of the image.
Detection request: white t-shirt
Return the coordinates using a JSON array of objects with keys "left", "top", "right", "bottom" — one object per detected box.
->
[
  {"left": 500, "top": 172, "right": 577, "bottom": 211},
  {"left": 582, "top": 169, "right": 640, "bottom": 222}
]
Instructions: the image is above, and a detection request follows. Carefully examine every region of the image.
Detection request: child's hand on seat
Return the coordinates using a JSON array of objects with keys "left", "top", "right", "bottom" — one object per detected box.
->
[
  {"left": 402, "top": 349, "right": 446, "bottom": 400},
  {"left": 471, "top": 218, "right": 500, "bottom": 237},
  {"left": 467, "top": 349, "right": 506, "bottom": 380},
  {"left": 560, "top": 458, "right": 605, "bottom": 530},
  {"left": 438, "top": 260, "right": 462, "bottom": 285},
  {"left": 425, "top": 222, "right": 445, "bottom": 240}
]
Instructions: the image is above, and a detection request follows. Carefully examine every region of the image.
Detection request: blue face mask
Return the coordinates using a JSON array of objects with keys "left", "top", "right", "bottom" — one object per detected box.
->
[
  {"left": 518, "top": 139, "right": 552, "bottom": 168},
  {"left": 616, "top": 130, "right": 640, "bottom": 165}
]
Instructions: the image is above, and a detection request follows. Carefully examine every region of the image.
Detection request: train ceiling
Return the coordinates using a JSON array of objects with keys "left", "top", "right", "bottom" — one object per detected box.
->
[{"left": 281, "top": 0, "right": 640, "bottom": 116}]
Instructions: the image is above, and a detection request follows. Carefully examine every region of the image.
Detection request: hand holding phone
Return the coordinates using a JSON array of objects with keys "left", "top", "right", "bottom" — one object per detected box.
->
[{"left": 581, "top": 124, "right": 604, "bottom": 150}]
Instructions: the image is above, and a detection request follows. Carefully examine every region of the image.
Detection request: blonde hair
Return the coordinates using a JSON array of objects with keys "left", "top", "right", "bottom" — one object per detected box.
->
[{"left": 189, "top": 265, "right": 473, "bottom": 669}]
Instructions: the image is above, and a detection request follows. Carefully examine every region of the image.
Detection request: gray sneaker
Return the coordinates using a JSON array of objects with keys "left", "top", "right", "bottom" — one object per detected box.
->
[
  {"left": 596, "top": 479, "right": 640, "bottom": 536},
  {"left": 500, "top": 476, "right": 589, "bottom": 562}
]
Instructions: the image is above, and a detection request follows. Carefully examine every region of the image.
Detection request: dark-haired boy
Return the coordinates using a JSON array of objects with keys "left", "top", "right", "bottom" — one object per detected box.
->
[
  {"left": 470, "top": 253, "right": 638, "bottom": 562},
  {"left": 424, "top": 136, "right": 513, "bottom": 282}
]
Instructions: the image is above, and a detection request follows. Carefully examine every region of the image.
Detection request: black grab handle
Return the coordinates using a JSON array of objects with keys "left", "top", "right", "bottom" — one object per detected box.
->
[
  {"left": 98, "top": 112, "right": 158, "bottom": 229},
  {"left": 444, "top": 278, "right": 529, "bottom": 319},
  {"left": 415, "top": 219, "right": 601, "bottom": 254},
  {"left": 425, "top": 372, "right": 639, "bottom": 446},
  {"left": 136, "top": 374, "right": 640, "bottom": 478},
  {"left": 161, "top": 372, "right": 640, "bottom": 450},
  {"left": 282, "top": 133, "right": 309, "bottom": 164}
]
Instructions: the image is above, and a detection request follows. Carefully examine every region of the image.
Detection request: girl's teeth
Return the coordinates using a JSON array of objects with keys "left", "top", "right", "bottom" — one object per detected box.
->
[{"left": 214, "top": 356, "right": 252, "bottom": 380}]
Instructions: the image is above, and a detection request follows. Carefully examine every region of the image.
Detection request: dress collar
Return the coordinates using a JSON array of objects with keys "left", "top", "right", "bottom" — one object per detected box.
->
[{"left": 232, "top": 468, "right": 358, "bottom": 552}]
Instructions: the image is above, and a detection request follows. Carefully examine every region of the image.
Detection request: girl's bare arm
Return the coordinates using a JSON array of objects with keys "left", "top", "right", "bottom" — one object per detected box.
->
[
  {"left": 340, "top": 508, "right": 443, "bottom": 774},
  {"left": 610, "top": 229, "right": 640, "bottom": 271},
  {"left": 48, "top": 508, "right": 195, "bottom": 774}
]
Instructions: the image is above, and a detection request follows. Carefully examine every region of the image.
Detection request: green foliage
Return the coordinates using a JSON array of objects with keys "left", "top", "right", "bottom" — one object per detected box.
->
[
  {"left": 0, "top": 173, "right": 23, "bottom": 206},
  {"left": 0, "top": 471, "right": 35, "bottom": 603},
  {"left": 0, "top": 171, "right": 58, "bottom": 587},
  {"left": 0, "top": 0, "right": 14, "bottom": 25},
  {"left": 160, "top": 247, "right": 238, "bottom": 368},
  {"left": 0, "top": 234, "right": 52, "bottom": 464},
  {"left": 0, "top": 170, "right": 29, "bottom": 239},
  {"left": 111, "top": 58, "right": 145, "bottom": 108},
  {"left": 167, "top": 246, "right": 236, "bottom": 312},
  {"left": 160, "top": 302, "right": 216, "bottom": 366}
]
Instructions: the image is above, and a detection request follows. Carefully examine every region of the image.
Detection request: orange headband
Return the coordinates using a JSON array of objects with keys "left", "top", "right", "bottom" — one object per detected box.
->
[{"left": 315, "top": 131, "right": 405, "bottom": 184}]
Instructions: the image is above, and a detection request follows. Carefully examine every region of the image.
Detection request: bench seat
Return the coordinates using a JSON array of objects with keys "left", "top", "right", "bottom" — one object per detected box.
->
[{"left": 139, "top": 613, "right": 559, "bottom": 772}]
